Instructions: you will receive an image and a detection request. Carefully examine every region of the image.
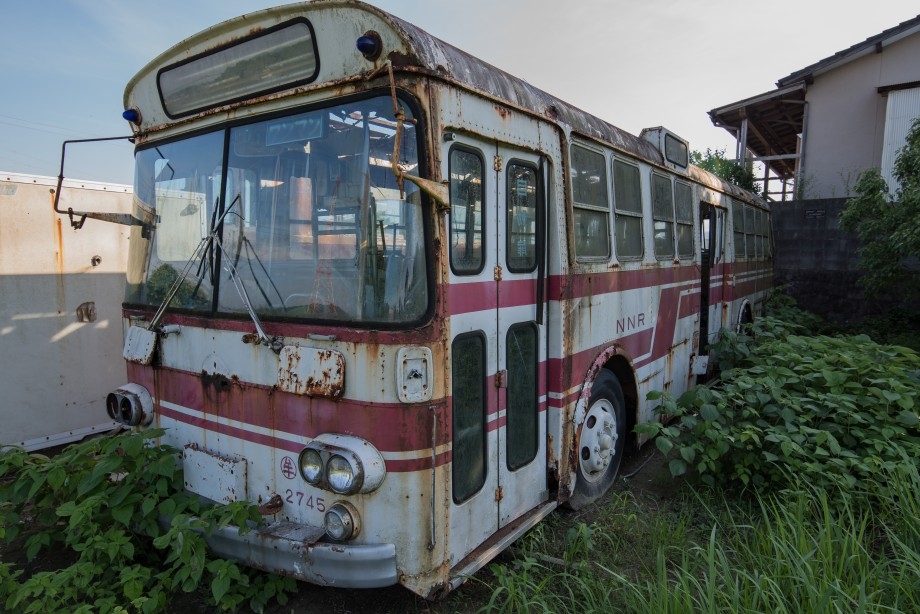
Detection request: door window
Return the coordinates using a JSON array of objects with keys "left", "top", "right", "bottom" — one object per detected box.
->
[
  {"left": 449, "top": 148, "right": 486, "bottom": 274},
  {"left": 452, "top": 332, "right": 487, "bottom": 503},
  {"left": 506, "top": 162, "right": 538, "bottom": 273},
  {"left": 505, "top": 323, "right": 538, "bottom": 470}
]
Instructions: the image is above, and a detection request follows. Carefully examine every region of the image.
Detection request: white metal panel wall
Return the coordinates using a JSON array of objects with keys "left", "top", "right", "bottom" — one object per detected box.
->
[
  {"left": 881, "top": 87, "right": 920, "bottom": 195},
  {"left": 0, "top": 172, "right": 131, "bottom": 450}
]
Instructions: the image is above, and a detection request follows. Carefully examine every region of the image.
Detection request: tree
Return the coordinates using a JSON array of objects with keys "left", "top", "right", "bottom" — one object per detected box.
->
[
  {"left": 841, "top": 118, "right": 920, "bottom": 298},
  {"left": 690, "top": 148, "right": 760, "bottom": 194}
]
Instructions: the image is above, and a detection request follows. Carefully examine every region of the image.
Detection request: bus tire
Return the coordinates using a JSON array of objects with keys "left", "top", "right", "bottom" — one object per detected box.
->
[{"left": 567, "top": 369, "right": 626, "bottom": 509}]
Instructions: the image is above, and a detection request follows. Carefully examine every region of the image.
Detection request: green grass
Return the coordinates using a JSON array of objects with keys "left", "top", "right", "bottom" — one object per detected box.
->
[
  {"left": 475, "top": 296, "right": 920, "bottom": 613},
  {"left": 476, "top": 463, "right": 920, "bottom": 614}
]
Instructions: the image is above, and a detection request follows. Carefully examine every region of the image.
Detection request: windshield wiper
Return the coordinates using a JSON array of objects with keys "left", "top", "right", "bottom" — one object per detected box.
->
[
  {"left": 146, "top": 235, "right": 211, "bottom": 332},
  {"left": 147, "top": 194, "right": 227, "bottom": 332},
  {"left": 211, "top": 230, "right": 283, "bottom": 352},
  {"left": 146, "top": 193, "right": 283, "bottom": 352}
]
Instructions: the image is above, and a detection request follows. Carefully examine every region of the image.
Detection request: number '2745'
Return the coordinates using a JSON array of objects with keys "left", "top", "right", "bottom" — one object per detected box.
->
[{"left": 285, "top": 489, "right": 325, "bottom": 512}]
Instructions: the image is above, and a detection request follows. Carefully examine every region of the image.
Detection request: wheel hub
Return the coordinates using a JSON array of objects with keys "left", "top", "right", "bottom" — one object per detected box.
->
[{"left": 579, "top": 399, "right": 618, "bottom": 482}]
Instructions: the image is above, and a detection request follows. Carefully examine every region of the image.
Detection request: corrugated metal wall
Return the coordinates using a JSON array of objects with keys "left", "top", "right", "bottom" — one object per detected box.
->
[{"left": 881, "top": 87, "right": 920, "bottom": 194}]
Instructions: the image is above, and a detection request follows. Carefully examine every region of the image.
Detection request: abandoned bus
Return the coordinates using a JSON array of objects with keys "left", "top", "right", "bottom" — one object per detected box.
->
[{"left": 94, "top": 0, "right": 771, "bottom": 598}]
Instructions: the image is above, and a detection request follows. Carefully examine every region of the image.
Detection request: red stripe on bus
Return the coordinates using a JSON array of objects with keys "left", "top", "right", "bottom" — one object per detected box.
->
[
  {"left": 129, "top": 364, "right": 451, "bottom": 452},
  {"left": 131, "top": 362, "right": 546, "bottom": 461},
  {"left": 158, "top": 403, "right": 301, "bottom": 453},
  {"left": 448, "top": 279, "right": 497, "bottom": 314},
  {"left": 159, "top": 403, "right": 450, "bottom": 472},
  {"left": 550, "top": 265, "right": 700, "bottom": 300},
  {"left": 384, "top": 451, "right": 452, "bottom": 473},
  {"left": 448, "top": 278, "right": 540, "bottom": 314}
]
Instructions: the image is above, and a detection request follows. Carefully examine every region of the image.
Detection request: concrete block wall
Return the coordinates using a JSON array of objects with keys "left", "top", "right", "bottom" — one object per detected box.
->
[{"left": 771, "top": 198, "right": 905, "bottom": 321}]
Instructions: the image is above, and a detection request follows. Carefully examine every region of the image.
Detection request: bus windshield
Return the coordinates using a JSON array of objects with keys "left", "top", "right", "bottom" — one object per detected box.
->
[{"left": 125, "top": 95, "right": 428, "bottom": 325}]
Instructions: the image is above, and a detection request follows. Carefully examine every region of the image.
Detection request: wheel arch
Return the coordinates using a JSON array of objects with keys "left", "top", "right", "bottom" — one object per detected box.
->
[
  {"left": 563, "top": 344, "right": 637, "bottom": 508},
  {"left": 604, "top": 353, "right": 639, "bottom": 454},
  {"left": 573, "top": 345, "right": 639, "bottom": 464},
  {"left": 736, "top": 299, "right": 754, "bottom": 332}
]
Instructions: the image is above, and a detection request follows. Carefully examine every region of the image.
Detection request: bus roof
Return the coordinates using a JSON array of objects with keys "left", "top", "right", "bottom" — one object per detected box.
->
[{"left": 124, "top": 0, "right": 764, "bottom": 207}]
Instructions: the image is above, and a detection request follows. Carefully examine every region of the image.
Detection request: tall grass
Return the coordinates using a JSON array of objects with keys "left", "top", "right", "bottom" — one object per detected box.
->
[
  {"left": 480, "top": 464, "right": 920, "bottom": 613},
  {"left": 480, "top": 298, "right": 919, "bottom": 613}
]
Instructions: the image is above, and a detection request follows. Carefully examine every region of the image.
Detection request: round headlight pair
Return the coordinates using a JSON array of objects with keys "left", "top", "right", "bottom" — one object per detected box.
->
[
  {"left": 296, "top": 434, "right": 385, "bottom": 496},
  {"left": 298, "top": 448, "right": 356, "bottom": 494},
  {"left": 105, "top": 384, "right": 153, "bottom": 427}
]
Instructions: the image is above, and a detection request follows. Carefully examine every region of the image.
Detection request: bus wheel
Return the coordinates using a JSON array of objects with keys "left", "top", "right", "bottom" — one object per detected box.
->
[{"left": 568, "top": 370, "right": 626, "bottom": 509}]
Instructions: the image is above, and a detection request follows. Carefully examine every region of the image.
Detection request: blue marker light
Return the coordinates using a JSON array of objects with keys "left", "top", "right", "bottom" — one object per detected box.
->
[
  {"left": 122, "top": 109, "right": 141, "bottom": 124},
  {"left": 356, "top": 32, "right": 382, "bottom": 61}
]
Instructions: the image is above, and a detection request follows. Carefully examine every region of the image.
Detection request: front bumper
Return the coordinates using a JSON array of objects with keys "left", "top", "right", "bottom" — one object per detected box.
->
[{"left": 204, "top": 519, "right": 398, "bottom": 588}]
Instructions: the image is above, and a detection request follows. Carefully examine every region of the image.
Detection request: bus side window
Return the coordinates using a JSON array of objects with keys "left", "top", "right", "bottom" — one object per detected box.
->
[
  {"left": 571, "top": 144, "right": 610, "bottom": 260},
  {"left": 449, "top": 147, "right": 486, "bottom": 275},
  {"left": 732, "top": 200, "right": 745, "bottom": 259},
  {"left": 612, "top": 159, "right": 644, "bottom": 260},
  {"left": 651, "top": 172, "right": 675, "bottom": 259},
  {"left": 675, "top": 181, "right": 694, "bottom": 259},
  {"left": 744, "top": 204, "right": 756, "bottom": 259}
]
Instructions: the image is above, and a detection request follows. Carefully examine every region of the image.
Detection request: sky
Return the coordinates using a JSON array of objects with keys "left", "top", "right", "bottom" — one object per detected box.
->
[{"left": 2, "top": 0, "right": 917, "bottom": 186}]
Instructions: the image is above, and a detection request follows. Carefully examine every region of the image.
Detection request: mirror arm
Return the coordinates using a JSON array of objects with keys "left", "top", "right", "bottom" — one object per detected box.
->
[{"left": 53, "top": 135, "right": 145, "bottom": 230}]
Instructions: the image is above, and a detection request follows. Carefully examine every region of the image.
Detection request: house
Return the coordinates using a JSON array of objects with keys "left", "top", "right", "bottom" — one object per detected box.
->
[{"left": 709, "top": 15, "right": 920, "bottom": 201}]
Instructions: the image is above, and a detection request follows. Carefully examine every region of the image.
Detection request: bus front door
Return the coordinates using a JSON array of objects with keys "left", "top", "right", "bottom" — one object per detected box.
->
[
  {"left": 446, "top": 137, "right": 548, "bottom": 566},
  {"left": 699, "top": 202, "right": 726, "bottom": 350}
]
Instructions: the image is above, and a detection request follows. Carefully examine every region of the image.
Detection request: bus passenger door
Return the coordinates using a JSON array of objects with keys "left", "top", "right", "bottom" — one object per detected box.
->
[
  {"left": 446, "top": 138, "right": 501, "bottom": 566},
  {"left": 446, "top": 138, "right": 548, "bottom": 567},
  {"left": 495, "top": 145, "right": 547, "bottom": 528},
  {"left": 699, "top": 203, "right": 725, "bottom": 350}
]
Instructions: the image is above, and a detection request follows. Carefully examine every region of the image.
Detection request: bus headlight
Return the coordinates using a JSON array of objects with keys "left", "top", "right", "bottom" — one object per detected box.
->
[
  {"left": 298, "top": 448, "right": 323, "bottom": 485},
  {"left": 105, "top": 383, "right": 154, "bottom": 427},
  {"left": 326, "top": 455, "right": 355, "bottom": 493},
  {"left": 324, "top": 502, "right": 360, "bottom": 541},
  {"left": 297, "top": 434, "right": 386, "bottom": 495}
]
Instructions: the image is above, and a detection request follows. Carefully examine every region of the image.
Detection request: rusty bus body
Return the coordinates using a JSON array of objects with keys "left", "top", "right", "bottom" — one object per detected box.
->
[{"left": 96, "top": 0, "right": 771, "bottom": 597}]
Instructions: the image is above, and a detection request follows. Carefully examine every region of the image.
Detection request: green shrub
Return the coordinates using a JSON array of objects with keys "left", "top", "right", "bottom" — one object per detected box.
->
[
  {"left": 638, "top": 314, "right": 920, "bottom": 503},
  {"left": 0, "top": 430, "right": 296, "bottom": 613}
]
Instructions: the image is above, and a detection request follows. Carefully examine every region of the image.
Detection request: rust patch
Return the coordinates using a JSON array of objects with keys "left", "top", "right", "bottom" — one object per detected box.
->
[
  {"left": 54, "top": 216, "right": 64, "bottom": 274},
  {"left": 201, "top": 370, "right": 232, "bottom": 392},
  {"left": 278, "top": 346, "right": 345, "bottom": 400},
  {"left": 257, "top": 493, "right": 284, "bottom": 515},
  {"left": 386, "top": 50, "right": 418, "bottom": 68}
]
